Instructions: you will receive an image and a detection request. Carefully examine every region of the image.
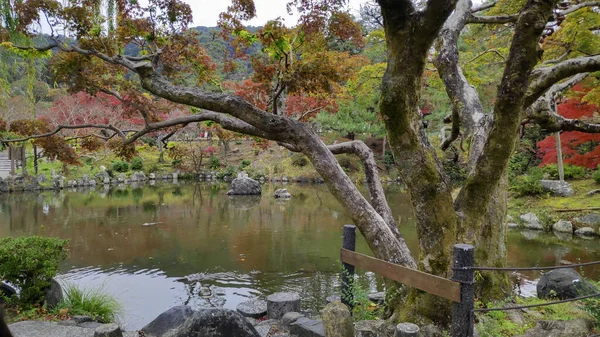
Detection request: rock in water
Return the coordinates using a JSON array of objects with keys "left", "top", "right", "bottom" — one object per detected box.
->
[
  {"left": 166, "top": 308, "right": 259, "bottom": 337},
  {"left": 539, "top": 180, "right": 574, "bottom": 197},
  {"left": 274, "top": 189, "right": 291, "bottom": 199},
  {"left": 322, "top": 302, "right": 353, "bottom": 337},
  {"left": 575, "top": 227, "right": 596, "bottom": 236},
  {"left": 141, "top": 305, "right": 194, "bottom": 337},
  {"left": 227, "top": 174, "right": 262, "bottom": 196},
  {"left": 537, "top": 268, "right": 599, "bottom": 300},
  {"left": 520, "top": 212, "right": 543, "bottom": 230},
  {"left": 574, "top": 213, "right": 600, "bottom": 227},
  {"left": 552, "top": 220, "right": 573, "bottom": 233}
]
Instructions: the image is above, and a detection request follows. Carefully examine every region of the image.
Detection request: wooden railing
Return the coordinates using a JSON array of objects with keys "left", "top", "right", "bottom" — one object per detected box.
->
[{"left": 338, "top": 224, "right": 600, "bottom": 337}]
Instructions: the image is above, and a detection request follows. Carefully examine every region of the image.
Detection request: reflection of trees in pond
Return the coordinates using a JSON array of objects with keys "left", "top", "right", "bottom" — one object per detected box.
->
[
  {"left": 113, "top": 189, "right": 129, "bottom": 198},
  {"left": 172, "top": 187, "right": 183, "bottom": 196},
  {"left": 142, "top": 201, "right": 157, "bottom": 213},
  {"left": 132, "top": 188, "right": 144, "bottom": 203}
]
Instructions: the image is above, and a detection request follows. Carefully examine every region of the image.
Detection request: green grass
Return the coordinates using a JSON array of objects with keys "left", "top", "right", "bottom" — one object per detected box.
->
[
  {"left": 54, "top": 284, "right": 121, "bottom": 323},
  {"left": 476, "top": 296, "right": 593, "bottom": 337}
]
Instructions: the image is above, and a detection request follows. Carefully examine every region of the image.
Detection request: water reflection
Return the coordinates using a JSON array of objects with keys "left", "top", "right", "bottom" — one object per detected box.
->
[{"left": 0, "top": 183, "right": 599, "bottom": 329}]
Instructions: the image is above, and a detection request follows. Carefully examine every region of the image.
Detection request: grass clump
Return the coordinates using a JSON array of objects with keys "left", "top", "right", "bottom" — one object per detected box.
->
[
  {"left": 476, "top": 296, "right": 592, "bottom": 337},
  {"left": 55, "top": 284, "right": 121, "bottom": 323}
]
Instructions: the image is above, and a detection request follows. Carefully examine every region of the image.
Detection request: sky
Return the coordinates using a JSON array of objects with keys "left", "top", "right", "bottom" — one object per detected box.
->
[{"left": 180, "top": 0, "right": 372, "bottom": 27}]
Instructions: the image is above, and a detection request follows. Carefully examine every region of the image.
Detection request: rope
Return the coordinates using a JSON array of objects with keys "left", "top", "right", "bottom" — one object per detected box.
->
[
  {"left": 454, "top": 260, "right": 600, "bottom": 272},
  {"left": 473, "top": 293, "right": 600, "bottom": 312}
]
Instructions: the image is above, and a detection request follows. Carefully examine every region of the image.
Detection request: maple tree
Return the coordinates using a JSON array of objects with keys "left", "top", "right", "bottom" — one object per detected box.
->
[
  {"left": 2, "top": 0, "right": 600, "bottom": 326},
  {"left": 537, "top": 84, "right": 600, "bottom": 169}
]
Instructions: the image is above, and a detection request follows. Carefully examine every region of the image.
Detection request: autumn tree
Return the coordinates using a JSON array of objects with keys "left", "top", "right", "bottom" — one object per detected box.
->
[{"left": 4, "top": 0, "right": 600, "bottom": 327}]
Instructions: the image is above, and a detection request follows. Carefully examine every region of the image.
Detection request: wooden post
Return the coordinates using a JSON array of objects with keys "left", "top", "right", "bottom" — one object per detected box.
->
[
  {"left": 555, "top": 132, "right": 564, "bottom": 181},
  {"left": 451, "top": 244, "right": 475, "bottom": 337},
  {"left": 552, "top": 96, "right": 565, "bottom": 182},
  {"left": 341, "top": 224, "right": 356, "bottom": 309}
]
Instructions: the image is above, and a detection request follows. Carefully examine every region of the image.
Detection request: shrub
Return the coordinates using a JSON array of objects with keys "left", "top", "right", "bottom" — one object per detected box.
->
[
  {"left": 510, "top": 167, "right": 545, "bottom": 197},
  {"left": 130, "top": 157, "right": 144, "bottom": 171},
  {"left": 593, "top": 165, "right": 600, "bottom": 184},
  {"left": 239, "top": 159, "right": 251, "bottom": 170},
  {"left": 147, "top": 163, "right": 160, "bottom": 173},
  {"left": 55, "top": 284, "right": 121, "bottom": 323},
  {"left": 541, "top": 164, "right": 586, "bottom": 180},
  {"left": 217, "top": 165, "right": 236, "bottom": 179},
  {"left": 0, "top": 236, "right": 69, "bottom": 306},
  {"left": 110, "top": 160, "right": 129, "bottom": 173},
  {"left": 291, "top": 153, "right": 309, "bottom": 167},
  {"left": 209, "top": 155, "right": 220, "bottom": 169}
]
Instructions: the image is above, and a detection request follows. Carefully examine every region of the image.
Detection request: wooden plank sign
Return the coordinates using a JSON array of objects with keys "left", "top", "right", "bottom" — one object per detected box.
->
[{"left": 340, "top": 248, "right": 461, "bottom": 303}]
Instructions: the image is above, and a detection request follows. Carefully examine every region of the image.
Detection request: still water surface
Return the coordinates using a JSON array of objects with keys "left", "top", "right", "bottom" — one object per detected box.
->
[{"left": 1, "top": 182, "right": 599, "bottom": 329}]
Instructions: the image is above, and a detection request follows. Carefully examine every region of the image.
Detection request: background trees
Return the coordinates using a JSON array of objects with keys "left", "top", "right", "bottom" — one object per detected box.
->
[{"left": 2, "top": 0, "right": 600, "bottom": 326}]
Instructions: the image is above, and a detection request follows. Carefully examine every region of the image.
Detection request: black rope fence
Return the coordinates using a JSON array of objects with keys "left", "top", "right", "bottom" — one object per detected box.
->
[
  {"left": 453, "top": 259, "right": 600, "bottom": 272},
  {"left": 473, "top": 292, "right": 600, "bottom": 312}
]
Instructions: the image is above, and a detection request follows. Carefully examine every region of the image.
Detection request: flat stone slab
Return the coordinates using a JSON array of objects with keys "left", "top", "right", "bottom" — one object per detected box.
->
[
  {"left": 237, "top": 299, "right": 267, "bottom": 318},
  {"left": 290, "top": 317, "right": 325, "bottom": 337},
  {"left": 9, "top": 321, "right": 137, "bottom": 337},
  {"left": 267, "top": 292, "right": 301, "bottom": 320}
]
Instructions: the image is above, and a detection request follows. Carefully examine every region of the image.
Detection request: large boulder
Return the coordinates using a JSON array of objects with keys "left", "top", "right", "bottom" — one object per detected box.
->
[
  {"left": 227, "top": 173, "right": 261, "bottom": 196},
  {"left": 165, "top": 308, "right": 260, "bottom": 337},
  {"left": 274, "top": 189, "right": 291, "bottom": 199},
  {"left": 537, "top": 268, "right": 599, "bottom": 300},
  {"left": 44, "top": 278, "right": 63, "bottom": 309},
  {"left": 141, "top": 305, "right": 194, "bottom": 337},
  {"left": 539, "top": 180, "right": 574, "bottom": 197}
]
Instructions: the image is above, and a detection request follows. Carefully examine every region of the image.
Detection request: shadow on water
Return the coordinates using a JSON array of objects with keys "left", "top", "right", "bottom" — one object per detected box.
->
[{"left": 0, "top": 182, "right": 599, "bottom": 329}]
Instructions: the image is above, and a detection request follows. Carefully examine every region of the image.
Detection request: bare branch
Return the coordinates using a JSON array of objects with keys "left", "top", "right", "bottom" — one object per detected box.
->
[
  {"left": 281, "top": 139, "right": 402, "bottom": 240},
  {"left": 526, "top": 73, "right": 600, "bottom": 133},
  {"left": 2, "top": 124, "right": 127, "bottom": 143},
  {"left": 557, "top": 1, "right": 600, "bottom": 17},
  {"left": 463, "top": 49, "right": 506, "bottom": 65},
  {"left": 526, "top": 54, "right": 600, "bottom": 107},
  {"left": 123, "top": 111, "right": 273, "bottom": 145},
  {"left": 466, "top": 13, "right": 518, "bottom": 24}
]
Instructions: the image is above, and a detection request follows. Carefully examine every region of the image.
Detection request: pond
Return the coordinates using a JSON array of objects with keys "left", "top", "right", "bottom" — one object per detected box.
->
[{"left": 1, "top": 182, "right": 600, "bottom": 330}]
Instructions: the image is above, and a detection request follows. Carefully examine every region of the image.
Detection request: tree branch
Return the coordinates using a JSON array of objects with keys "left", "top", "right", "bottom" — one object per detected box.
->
[
  {"left": 526, "top": 73, "right": 600, "bottom": 133},
  {"left": 280, "top": 140, "right": 402, "bottom": 241},
  {"left": 557, "top": 1, "right": 600, "bottom": 17},
  {"left": 124, "top": 111, "right": 273, "bottom": 145},
  {"left": 526, "top": 54, "right": 600, "bottom": 107},
  {"left": 466, "top": 13, "right": 518, "bottom": 24},
  {"left": 471, "top": 1, "right": 497, "bottom": 13},
  {"left": 1, "top": 124, "right": 127, "bottom": 143}
]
